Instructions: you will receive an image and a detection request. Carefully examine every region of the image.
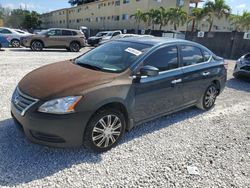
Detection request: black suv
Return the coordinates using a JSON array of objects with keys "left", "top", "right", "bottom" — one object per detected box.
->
[{"left": 11, "top": 38, "right": 227, "bottom": 152}]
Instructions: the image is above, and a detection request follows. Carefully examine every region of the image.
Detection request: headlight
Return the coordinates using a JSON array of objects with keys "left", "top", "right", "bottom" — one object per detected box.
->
[{"left": 38, "top": 96, "right": 82, "bottom": 114}]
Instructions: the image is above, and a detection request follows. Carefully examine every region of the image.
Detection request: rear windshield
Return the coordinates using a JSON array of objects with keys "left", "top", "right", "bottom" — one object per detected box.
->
[{"left": 74, "top": 41, "right": 152, "bottom": 73}]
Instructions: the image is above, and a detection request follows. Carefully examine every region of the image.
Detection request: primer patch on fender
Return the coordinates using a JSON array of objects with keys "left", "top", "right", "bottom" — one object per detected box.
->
[{"left": 125, "top": 47, "right": 142, "bottom": 56}]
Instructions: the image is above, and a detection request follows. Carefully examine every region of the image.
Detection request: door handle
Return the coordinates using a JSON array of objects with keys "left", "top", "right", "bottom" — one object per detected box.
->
[
  {"left": 171, "top": 78, "right": 182, "bottom": 84},
  {"left": 202, "top": 72, "right": 210, "bottom": 76}
]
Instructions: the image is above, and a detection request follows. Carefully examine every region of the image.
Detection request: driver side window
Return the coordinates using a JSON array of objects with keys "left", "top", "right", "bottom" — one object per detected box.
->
[{"left": 144, "top": 46, "right": 179, "bottom": 72}]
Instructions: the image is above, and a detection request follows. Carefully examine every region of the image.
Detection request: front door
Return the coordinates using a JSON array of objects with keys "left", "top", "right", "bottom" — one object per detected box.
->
[
  {"left": 46, "top": 29, "right": 64, "bottom": 47},
  {"left": 133, "top": 46, "right": 184, "bottom": 123}
]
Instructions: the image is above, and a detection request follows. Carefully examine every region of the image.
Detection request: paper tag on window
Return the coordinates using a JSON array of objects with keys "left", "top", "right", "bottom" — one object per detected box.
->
[{"left": 125, "top": 47, "right": 142, "bottom": 56}]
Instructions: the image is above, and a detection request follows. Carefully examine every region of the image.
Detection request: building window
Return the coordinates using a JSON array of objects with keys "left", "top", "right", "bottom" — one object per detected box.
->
[
  {"left": 123, "top": 0, "right": 129, "bottom": 4},
  {"left": 122, "top": 14, "right": 129, "bottom": 20},
  {"left": 113, "top": 15, "right": 120, "bottom": 21},
  {"left": 115, "top": 0, "right": 120, "bottom": 6},
  {"left": 176, "top": 0, "right": 184, "bottom": 6}
]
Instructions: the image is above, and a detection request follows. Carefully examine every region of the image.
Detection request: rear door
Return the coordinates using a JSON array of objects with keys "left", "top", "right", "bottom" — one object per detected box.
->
[
  {"left": 134, "top": 45, "right": 184, "bottom": 123},
  {"left": 179, "top": 45, "right": 215, "bottom": 105}
]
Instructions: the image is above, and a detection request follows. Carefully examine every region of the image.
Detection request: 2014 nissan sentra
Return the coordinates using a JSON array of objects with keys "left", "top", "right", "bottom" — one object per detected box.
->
[{"left": 11, "top": 38, "right": 227, "bottom": 152}]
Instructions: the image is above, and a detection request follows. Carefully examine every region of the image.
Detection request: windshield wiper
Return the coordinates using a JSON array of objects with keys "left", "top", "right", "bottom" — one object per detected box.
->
[{"left": 76, "top": 62, "right": 103, "bottom": 71}]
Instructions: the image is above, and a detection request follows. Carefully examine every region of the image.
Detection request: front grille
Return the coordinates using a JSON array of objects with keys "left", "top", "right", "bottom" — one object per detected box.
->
[
  {"left": 12, "top": 88, "right": 39, "bottom": 116},
  {"left": 241, "top": 66, "right": 250, "bottom": 71}
]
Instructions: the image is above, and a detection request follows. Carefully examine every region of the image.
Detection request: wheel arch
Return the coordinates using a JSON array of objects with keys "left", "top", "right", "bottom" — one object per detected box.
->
[
  {"left": 87, "top": 100, "right": 130, "bottom": 131},
  {"left": 70, "top": 40, "right": 81, "bottom": 47},
  {"left": 212, "top": 80, "right": 221, "bottom": 94}
]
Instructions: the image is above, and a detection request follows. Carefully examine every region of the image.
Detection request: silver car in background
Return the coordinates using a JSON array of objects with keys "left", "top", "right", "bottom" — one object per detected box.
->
[
  {"left": 0, "top": 27, "right": 32, "bottom": 47},
  {"left": 233, "top": 52, "right": 250, "bottom": 79}
]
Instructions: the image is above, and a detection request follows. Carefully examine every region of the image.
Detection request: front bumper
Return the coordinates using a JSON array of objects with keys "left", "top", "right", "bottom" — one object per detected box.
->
[
  {"left": 233, "top": 63, "right": 250, "bottom": 77},
  {"left": 11, "top": 102, "right": 92, "bottom": 148}
]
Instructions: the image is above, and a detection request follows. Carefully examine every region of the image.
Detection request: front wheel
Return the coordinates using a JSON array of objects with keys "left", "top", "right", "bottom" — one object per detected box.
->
[
  {"left": 196, "top": 83, "right": 218, "bottom": 110},
  {"left": 31, "top": 41, "right": 43, "bottom": 51},
  {"left": 83, "top": 108, "right": 126, "bottom": 152}
]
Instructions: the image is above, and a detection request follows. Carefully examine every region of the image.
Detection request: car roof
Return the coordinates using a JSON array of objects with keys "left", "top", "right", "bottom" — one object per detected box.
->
[
  {"left": 115, "top": 37, "right": 205, "bottom": 48},
  {"left": 50, "top": 28, "right": 80, "bottom": 32}
]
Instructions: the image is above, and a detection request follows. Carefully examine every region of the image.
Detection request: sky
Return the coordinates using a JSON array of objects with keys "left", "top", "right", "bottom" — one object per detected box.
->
[{"left": 0, "top": 0, "right": 249, "bottom": 15}]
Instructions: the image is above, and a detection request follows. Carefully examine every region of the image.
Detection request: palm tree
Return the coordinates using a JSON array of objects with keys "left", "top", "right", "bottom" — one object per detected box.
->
[
  {"left": 145, "top": 9, "right": 159, "bottom": 30},
  {"left": 230, "top": 11, "right": 250, "bottom": 31},
  {"left": 203, "top": 0, "right": 231, "bottom": 32},
  {"left": 188, "top": 8, "right": 204, "bottom": 32},
  {"left": 130, "top": 9, "right": 145, "bottom": 33},
  {"left": 166, "top": 7, "right": 187, "bottom": 31},
  {"left": 157, "top": 7, "right": 169, "bottom": 30}
]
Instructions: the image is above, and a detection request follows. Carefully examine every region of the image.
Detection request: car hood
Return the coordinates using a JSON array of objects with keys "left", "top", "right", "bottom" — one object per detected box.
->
[
  {"left": 88, "top": 36, "right": 102, "bottom": 40},
  {"left": 18, "top": 61, "right": 117, "bottom": 100}
]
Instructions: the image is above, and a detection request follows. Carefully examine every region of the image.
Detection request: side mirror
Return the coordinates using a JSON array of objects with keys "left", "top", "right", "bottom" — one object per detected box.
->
[{"left": 139, "top": 65, "right": 159, "bottom": 77}]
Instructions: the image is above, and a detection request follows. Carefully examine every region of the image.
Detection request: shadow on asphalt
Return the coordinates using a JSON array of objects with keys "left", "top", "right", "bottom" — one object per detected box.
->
[
  {"left": 9, "top": 48, "right": 70, "bottom": 53},
  {"left": 226, "top": 78, "right": 250, "bottom": 92},
  {"left": 0, "top": 107, "right": 203, "bottom": 186}
]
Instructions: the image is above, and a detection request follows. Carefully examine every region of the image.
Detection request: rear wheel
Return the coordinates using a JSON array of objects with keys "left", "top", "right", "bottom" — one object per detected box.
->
[
  {"left": 11, "top": 39, "right": 20, "bottom": 48},
  {"left": 83, "top": 108, "right": 126, "bottom": 152},
  {"left": 196, "top": 83, "right": 218, "bottom": 110},
  {"left": 31, "top": 40, "right": 43, "bottom": 51},
  {"left": 69, "top": 42, "right": 80, "bottom": 52}
]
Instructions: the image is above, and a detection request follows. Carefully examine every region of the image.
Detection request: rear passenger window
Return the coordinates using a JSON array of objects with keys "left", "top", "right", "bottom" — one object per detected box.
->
[
  {"left": 181, "top": 45, "right": 204, "bottom": 66},
  {"left": 0, "top": 29, "right": 12, "bottom": 34},
  {"left": 203, "top": 50, "right": 211, "bottom": 61},
  {"left": 144, "top": 46, "right": 178, "bottom": 72},
  {"left": 62, "top": 30, "right": 72, "bottom": 36}
]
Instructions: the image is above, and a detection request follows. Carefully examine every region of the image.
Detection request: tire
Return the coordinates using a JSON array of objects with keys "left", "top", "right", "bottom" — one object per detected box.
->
[
  {"left": 11, "top": 39, "right": 20, "bottom": 48},
  {"left": 31, "top": 40, "right": 43, "bottom": 51},
  {"left": 69, "top": 42, "right": 80, "bottom": 52},
  {"left": 196, "top": 83, "right": 218, "bottom": 110},
  {"left": 83, "top": 108, "right": 126, "bottom": 152}
]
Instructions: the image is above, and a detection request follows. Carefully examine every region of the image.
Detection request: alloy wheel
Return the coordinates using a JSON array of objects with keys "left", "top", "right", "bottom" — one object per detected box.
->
[
  {"left": 32, "top": 41, "right": 43, "bottom": 51},
  {"left": 11, "top": 40, "right": 20, "bottom": 48},
  {"left": 204, "top": 85, "right": 217, "bottom": 108},
  {"left": 91, "top": 115, "right": 122, "bottom": 148}
]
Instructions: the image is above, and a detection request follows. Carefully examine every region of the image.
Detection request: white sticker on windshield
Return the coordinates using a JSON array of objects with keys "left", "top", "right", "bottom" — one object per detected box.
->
[{"left": 125, "top": 47, "right": 142, "bottom": 56}]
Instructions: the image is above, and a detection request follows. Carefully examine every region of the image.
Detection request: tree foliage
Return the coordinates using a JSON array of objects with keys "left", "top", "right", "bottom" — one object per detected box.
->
[
  {"left": 203, "top": 0, "right": 231, "bottom": 32},
  {"left": 1, "top": 7, "right": 41, "bottom": 30},
  {"left": 68, "top": 0, "right": 97, "bottom": 6},
  {"left": 230, "top": 11, "right": 250, "bottom": 31}
]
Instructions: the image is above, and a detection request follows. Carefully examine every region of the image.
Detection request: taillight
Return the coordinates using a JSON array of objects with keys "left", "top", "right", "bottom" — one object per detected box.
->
[{"left": 224, "top": 60, "right": 228, "bottom": 70}]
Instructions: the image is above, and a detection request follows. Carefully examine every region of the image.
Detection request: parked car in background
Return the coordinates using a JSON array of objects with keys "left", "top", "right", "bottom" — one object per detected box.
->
[
  {"left": 0, "top": 27, "right": 31, "bottom": 47},
  {"left": 11, "top": 37, "right": 227, "bottom": 152},
  {"left": 14, "top": 29, "right": 31, "bottom": 35},
  {"left": 233, "top": 52, "right": 250, "bottom": 79},
  {"left": 99, "top": 34, "right": 154, "bottom": 45},
  {"left": 87, "top": 30, "right": 122, "bottom": 46},
  {"left": 0, "top": 35, "right": 9, "bottom": 49},
  {"left": 20, "top": 28, "right": 86, "bottom": 52}
]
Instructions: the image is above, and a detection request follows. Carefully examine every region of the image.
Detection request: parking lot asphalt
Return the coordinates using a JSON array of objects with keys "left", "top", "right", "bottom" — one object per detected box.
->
[{"left": 0, "top": 48, "right": 249, "bottom": 187}]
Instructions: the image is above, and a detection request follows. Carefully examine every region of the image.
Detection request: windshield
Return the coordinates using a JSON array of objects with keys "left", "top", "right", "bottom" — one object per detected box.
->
[
  {"left": 106, "top": 32, "right": 113, "bottom": 36},
  {"left": 96, "top": 32, "right": 108, "bottom": 37},
  {"left": 74, "top": 41, "right": 152, "bottom": 73},
  {"left": 38, "top": 30, "right": 49, "bottom": 35}
]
